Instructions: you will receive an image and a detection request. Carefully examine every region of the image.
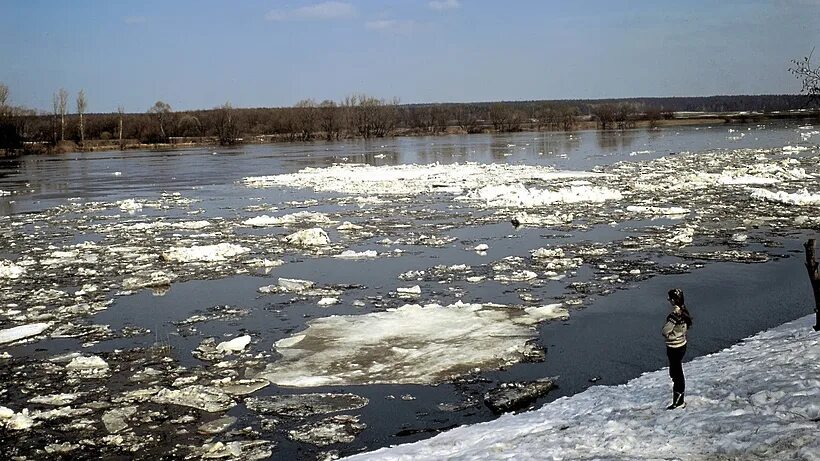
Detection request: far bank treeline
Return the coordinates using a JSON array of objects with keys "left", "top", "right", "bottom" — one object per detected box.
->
[{"left": 0, "top": 86, "right": 814, "bottom": 153}]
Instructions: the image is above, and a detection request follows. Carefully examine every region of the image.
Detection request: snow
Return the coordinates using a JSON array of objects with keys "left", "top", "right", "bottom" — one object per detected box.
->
[
  {"left": 344, "top": 315, "right": 819, "bottom": 461},
  {"left": 749, "top": 188, "right": 820, "bottom": 206},
  {"left": 0, "top": 260, "right": 26, "bottom": 279},
  {"left": 0, "top": 323, "right": 50, "bottom": 345},
  {"left": 259, "top": 301, "right": 569, "bottom": 387},
  {"left": 283, "top": 227, "right": 330, "bottom": 246},
  {"left": 162, "top": 243, "right": 250, "bottom": 262}
]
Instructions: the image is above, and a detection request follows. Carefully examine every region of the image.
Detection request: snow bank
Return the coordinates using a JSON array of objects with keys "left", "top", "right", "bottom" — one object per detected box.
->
[
  {"left": 162, "top": 243, "right": 250, "bottom": 263},
  {"left": 343, "top": 315, "right": 819, "bottom": 461},
  {"left": 259, "top": 301, "right": 567, "bottom": 387},
  {"left": 244, "top": 162, "right": 607, "bottom": 196},
  {"left": 749, "top": 188, "right": 820, "bottom": 206}
]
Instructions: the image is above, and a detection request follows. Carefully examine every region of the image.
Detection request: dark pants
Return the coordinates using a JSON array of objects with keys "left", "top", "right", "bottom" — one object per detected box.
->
[{"left": 666, "top": 345, "right": 686, "bottom": 394}]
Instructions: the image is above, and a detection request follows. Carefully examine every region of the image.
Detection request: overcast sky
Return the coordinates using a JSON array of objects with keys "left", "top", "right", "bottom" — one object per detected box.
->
[{"left": 1, "top": 0, "right": 819, "bottom": 113}]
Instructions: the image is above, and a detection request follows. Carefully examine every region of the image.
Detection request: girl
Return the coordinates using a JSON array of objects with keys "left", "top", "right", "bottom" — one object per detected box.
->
[{"left": 662, "top": 288, "right": 692, "bottom": 410}]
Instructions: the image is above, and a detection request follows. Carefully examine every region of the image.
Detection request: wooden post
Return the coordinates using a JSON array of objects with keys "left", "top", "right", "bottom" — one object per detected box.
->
[{"left": 804, "top": 239, "right": 820, "bottom": 331}]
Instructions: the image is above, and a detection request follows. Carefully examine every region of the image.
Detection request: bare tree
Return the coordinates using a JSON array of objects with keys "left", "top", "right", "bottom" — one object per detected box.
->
[
  {"left": 294, "top": 99, "right": 318, "bottom": 141},
  {"left": 0, "top": 83, "right": 8, "bottom": 115},
  {"left": 592, "top": 103, "right": 617, "bottom": 130},
  {"left": 117, "top": 106, "right": 125, "bottom": 148},
  {"left": 51, "top": 93, "right": 59, "bottom": 144},
  {"left": 319, "top": 99, "right": 340, "bottom": 140},
  {"left": 455, "top": 105, "right": 482, "bottom": 133},
  {"left": 76, "top": 89, "right": 87, "bottom": 145},
  {"left": 790, "top": 49, "right": 820, "bottom": 107},
  {"left": 215, "top": 102, "right": 239, "bottom": 145},
  {"left": 148, "top": 100, "right": 172, "bottom": 140},
  {"left": 58, "top": 88, "right": 68, "bottom": 141}
]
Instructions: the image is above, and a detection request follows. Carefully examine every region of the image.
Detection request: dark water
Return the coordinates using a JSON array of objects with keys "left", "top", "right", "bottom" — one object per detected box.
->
[{"left": 0, "top": 121, "right": 816, "bottom": 459}]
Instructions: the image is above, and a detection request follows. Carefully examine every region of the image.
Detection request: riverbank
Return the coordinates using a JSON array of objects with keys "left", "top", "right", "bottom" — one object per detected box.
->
[
  {"left": 343, "top": 314, "right": 820, "bottom": 460},
  {"left": 7, "top": 111, "right": 818, "bottom": 157}
]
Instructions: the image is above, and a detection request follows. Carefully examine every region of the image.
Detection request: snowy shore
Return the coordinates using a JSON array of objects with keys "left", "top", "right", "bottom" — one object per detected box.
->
[{"left": 344, "top": 315, "right": 820, "bottom": 461}]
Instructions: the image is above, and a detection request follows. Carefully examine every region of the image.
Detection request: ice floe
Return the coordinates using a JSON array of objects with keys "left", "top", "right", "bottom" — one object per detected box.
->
[
  {"left": 242, "top": 211, "right": 333, "bottom": 227},
  {"left": 162, "top": 243, "right": 250, "bottom": 262},
  {"left": 749, "top": 188, "right": 820, "bottom": 206},
  {"left": 283, "top": 227, "right": 330, "bottom": 246},
  {"left": 259, "top": 301, "right": 568, "bottom": 387},
  {"left": 0, "top": 323, "right": 50, "bottom": 345},
  {"left": 215, "top": 334, "right": 252, "bottom": 353},
  {"left": 152, "top": 385, "right": 235, "bottom": 412},
  {"left": 464, "top": 183, "right": 623, "bottom": 208},
  {"left": 0, "top": 260, "right": 26, "bottom": 279}
]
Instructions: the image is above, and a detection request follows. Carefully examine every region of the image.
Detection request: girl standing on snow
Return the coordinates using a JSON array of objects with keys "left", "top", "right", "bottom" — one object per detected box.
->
[{"left": 662, "top": 288, "right": 692, "bottom": 410}]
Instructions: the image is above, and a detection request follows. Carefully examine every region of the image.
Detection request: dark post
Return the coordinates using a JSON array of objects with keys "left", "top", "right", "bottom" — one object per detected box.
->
[{"left": 804, "top": 239, "right": 820, "bottom": 331}]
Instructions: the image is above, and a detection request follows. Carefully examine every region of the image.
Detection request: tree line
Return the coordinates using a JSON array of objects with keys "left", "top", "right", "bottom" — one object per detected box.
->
[{"left": 0, "top": 82, "right": 815, "bottom": 152}]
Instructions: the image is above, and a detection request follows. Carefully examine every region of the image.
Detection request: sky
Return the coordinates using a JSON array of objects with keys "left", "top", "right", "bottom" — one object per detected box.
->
[{"left": 1, "top": 0, "right": 819, "bottom": 113}]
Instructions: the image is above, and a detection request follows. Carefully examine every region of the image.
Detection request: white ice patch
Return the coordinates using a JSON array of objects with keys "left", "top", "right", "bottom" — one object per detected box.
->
[
  {"left": 666, "top": 226, "right": 695, "bottom": 245},
  {"left": 749, "top": 188, "right": 820, "bottom": 206},
  {"left": 118, "top": 220, "right": 211, "bottom": 231},
  {"left": 283, "top": 228, "right": 330, "bottom": 247},
  {"left": 244, "top": 162, "right": 607, "bottom": 197},
  {"left": 242, "top": 211, "right": 332, "bottom": 227},
  {"left": 0, "top": 323, "right": 50, "bottom": 345},
  {"left": 117, "top": 199, "right": 143, "bottom": 213},
  {"left": 216, "top": 335, "right": 251, "bottom": 353},
  {"left": 162, "top": 243, "right": 250, "bottom": 263},
  {"left": 259, "top": 301, "right": 562, "bottom": 387},
  {"left": 344, "top": 315, "right": 820, "bottom": 461},
  {"left": 334, "top": 250, "right": 378, "bottom": 259},
  {"left": 0, "top": 190, "right": 12, "bottom": 196},
  {"left": 626, "top": 205, "right": 690, "bottom": 216},
  {"left": 0, "top": 260, "right": 26, "bottom": 279},
  {"left": 465, "top": 183, "right": 623, "bottom": 208}
]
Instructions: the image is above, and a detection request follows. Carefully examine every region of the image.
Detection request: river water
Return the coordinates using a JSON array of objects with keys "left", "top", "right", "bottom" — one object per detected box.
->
[{"left": 0, "top": 122, "right": 817, "bottom": 460}]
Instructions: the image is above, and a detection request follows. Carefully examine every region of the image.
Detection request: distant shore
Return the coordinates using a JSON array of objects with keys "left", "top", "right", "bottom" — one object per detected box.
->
[{"left": 5, "top": 110, "right": 818, "bottom": 157}]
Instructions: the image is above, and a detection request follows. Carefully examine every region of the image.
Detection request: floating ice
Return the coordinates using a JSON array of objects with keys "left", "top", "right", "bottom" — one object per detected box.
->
[
  {"left": 289, "top": 415, "right": 366, "bottom": 447},
  {"left": 334, "top": 250, "right": 378, "bottom": 259},
  {"left": 117, "top": 220, "right": 211, "bottom": 231},
  {"left": 198, "top": 416, "right": 237, "bottom": 435},
  {"left": 0, "top": 190, "right": 12, "bottom": 196},
  {"left": 242, "top": 211, "right": 332, "bottom": 227},
  {"left": 278, "top": 278, "right": 314, "bottom": 292},
  {"left": 0, "top": 260, "right": 26, "bottom": 279},
  {"left": 101, "top": 406, "right": 136, "bottom": 433},
  {"left": 396, "top": 285, "right": 421, "bottom": 295},
  {"left": 337, "top": 221, "right": 364, "bottom": 231},
  {"left": 474, "top": 244, "right": 489, "bottom": 251},
  {"left": 465, "top": 183, "right": 623, "bottom": 208},
  {"left": 216, "top": 335, "right": 251, "bottom": 353},
  {"left": 626, "top": 205, "right": 690, "bottom": 216},
  {"left": 152, "top": 385, "right": 235, "bottom": 412},
  {"left": 317, "top": 297, "right": 339, "bottom": 306},
  {"left": 162, "top": 243, "right": 250, "bottom": 262},
  {"left": 246, "top": 393, "right": 369, "bottom": 417},
  {"left": 749, "top": 188, "right": 820, "bottom": 206},
  {"left": 0, "top": 407, "right": 34, "bottom": 430},
  {"left": 244, "top": 162, "right": 607, "bottom": 197},
  {"left": 666, "top": 226, "right": 695, "bottom": 245},
  {"left": 260, "top": 301, "right": 562, "bottom": 387},
  {"left": 283, "top": 227, "right": 330, "bottom": 247},
  {"left": 66, "top": 355, "right": 109, "bottom": 371},
  {"left": 0, "top": 323, "right": 50, "bottom": 345},
  {"left": 122, "top": 271, "right": 177, "bottom": 291},
  {"left": 117, "top": 199, "right": 143, "bottom": 212}
]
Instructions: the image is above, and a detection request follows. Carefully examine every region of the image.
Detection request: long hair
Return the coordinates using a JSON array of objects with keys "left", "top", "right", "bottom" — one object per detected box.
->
[{"left": 668, "top": 288, "right": 693, "bottom": 328}]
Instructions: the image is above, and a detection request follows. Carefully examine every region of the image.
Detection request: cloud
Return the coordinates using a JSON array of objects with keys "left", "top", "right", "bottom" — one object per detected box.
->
[
  {"left": 123, "top": 15, "right": 146, "bottom": 24},
  {"left": 428, "top": 0, "right": 460, "bottom": 10},
  {"left": 266, "top": 1, "right": 355, "bottom": 21},
  {"left": 365, "top": 19, "right": 416, "bottom": 33}
]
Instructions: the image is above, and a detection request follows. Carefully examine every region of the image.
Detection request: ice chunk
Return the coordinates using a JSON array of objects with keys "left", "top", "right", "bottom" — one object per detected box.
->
[
  {"left": 198, "top": 416, "right": 237, "bottom": 435},
  {"left": 192, "top": 440, "right": 273, "bottom": 460},
  {"left": 66, "top": 355, "right": 109, "bottom": 371},
  {"left": 0, "top": 260, "right": 26, "bottom": 279},
  {"left": 283, "top": 227, "right": 330, "bottom": 246},
  {"left": 318, "top": 297, "right": 338, "bottom": 306},
  {"left": 397, "top": 285, "right": 421, "bottom": 295},
  {"left": 152, "top": 385, "right": 235, "bottom": 412},
  {"left": 288, "top": 415, "right": 366, "bottom": 447},
  {"left": 1, "top": 408, "right": 34, "bottom": 430},
  {"left": 484, "top": 378, "right": 556, "bottom": 414},
  {"left": 101, "top": 406, "right": 136, "bottom": 433},
  {"left": 117, "top": 199, "right": 143, "bottom": 212},
  {"left": 122, "top": 271, "right": 177, "bottom": 291},
  {"left": 667, "top": 226, "right": 695, "bottom": 245},
  {"left": 260, "top": 301, "right": 553, "bottom": 386},
  {"left": 245, "top": 393, "right": 369, "bottom": 417},
  {"left": 749, "top": 188, "right": 820, "bottom": 206},
  {"left": 216, "top": 335, "right": 251, "bottom": 353},
  {"left": 162, "top": 243, "right": 250, "bottom": 262},
  {"left": 337, "top": 221, "right": 363, "bottom": 231},
  {"left": 522, "top": 304, "right": 569, "bottom": 323},
  {"left": 242, "top": 211, "right": 332, "bottom": 227},
  {"left": 626, "top": 205, "right": 690, "bottom": 216},
  {"left": 29, "top": 393, "right": 80, "bottom": 406},
  {"left": 0, "top": 323, "right": 49, "bottom": 345},
  {"left": 278, "top": 278, "right": 315, "bottom": 292},
  {"left": 466, "top": 183, "right": 623, "bottom": 208},
  {"left": 474, "top": 244, "right": 489, "bottom": 251},
  {"left": 334, "top": 250, "right": 378, "bottom": 259}
]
